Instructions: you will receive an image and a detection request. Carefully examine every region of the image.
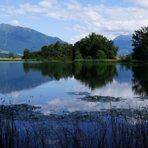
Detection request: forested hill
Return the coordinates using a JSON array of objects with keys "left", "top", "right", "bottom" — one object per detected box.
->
[{"left": 0, "top": 24, "right": 63, "bottom": 54}]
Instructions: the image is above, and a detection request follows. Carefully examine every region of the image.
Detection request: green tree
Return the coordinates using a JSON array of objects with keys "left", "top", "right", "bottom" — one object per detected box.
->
[
  {"left": 41, "top": 46, "right": 49, "bottom": 58},
  {"left": 132, "top": 27, "right": 148, "bottom": 60},
  {"left": 74, "top": 49, "right": 83, "bottom": 59},
  {"left": 74, "top": 33, "right": 118, "bottom": 59},
  {"left": 23, "top": 33, "right": 118, "bottom": 61},
  {"left": 23, "top": 49, "right": 30, "bottom": 59},
  {"left": 96, "top": 50, "right": 106, "bottom": 59},
  {"left": 8, "top": 53, "right": 16, "bottom": 59}
]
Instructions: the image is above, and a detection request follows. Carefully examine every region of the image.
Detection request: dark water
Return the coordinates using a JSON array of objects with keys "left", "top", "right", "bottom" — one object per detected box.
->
[
  {"left": 0, "top": 62, "right": 148, "bottom": 148},
  {"left": 0, "top": 61, "right": 148, "bottom": 114}
]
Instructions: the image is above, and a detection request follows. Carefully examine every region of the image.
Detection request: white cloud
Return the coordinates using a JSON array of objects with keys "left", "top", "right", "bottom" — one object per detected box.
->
[
  {"left": 10, "top": 20, "right": 20, "bottom": 26},
  {"left": 133, "top": 0, "right": 148, "bottom": 8},
  {"left": 39, "top": 0, "right": 57, "bottom": 8},
  {"left": 92, "top": 80, "right": 136, "bottom": 98},
  {"left": 1, "top": 0, "right": 148, "bottom": 42}
]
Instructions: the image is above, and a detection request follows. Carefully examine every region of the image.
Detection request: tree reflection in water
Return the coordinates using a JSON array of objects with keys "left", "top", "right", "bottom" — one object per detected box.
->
[
  {"left": 132, "top": 64, "right": 148, "bottom": 96},
  {"left": 23, "top": 62, "right": 117, "bottom": 90}
]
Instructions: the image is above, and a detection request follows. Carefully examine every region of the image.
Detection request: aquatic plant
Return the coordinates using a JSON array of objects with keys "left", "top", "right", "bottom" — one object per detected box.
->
[{"left": 0, "top": 104, "right": 147, "bottom": 148}]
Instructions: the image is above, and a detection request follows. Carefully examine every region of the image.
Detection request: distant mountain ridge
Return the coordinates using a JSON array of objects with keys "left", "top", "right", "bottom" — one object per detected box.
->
[
  {"left": 0, "top": 24, "right": 63, "bottom": 54},
  {"left": 0, "top": 50, "right": 9, "bottom": 58},
  {"left": 0, "top": 24, "right": 133, "bottom": 56},
  {"left": 113, "top": 35, "right": 133, "bottom": 55}
]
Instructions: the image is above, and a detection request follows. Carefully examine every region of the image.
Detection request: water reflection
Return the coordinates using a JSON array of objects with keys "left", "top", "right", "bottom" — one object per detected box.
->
[
  {"left": 0, "top": 62, "right": 148, "bottom": 114},
  {"left": 23, "top": 62, "right": 117, "bottom": 90},
  {"left": 0, "top": 62, "right": 148, "bottom": 97},
  {"left": 132, "top": 64, "right": 148, "bottom": 96},
  {"left": 0, "top": 62, "right": 148, "bottom": 147},
  {"left": 74, "top": 62, "right": 117, "bottom": 89},
  {"left": 0, "top": 62, "right": 54, "bottom": 94}
]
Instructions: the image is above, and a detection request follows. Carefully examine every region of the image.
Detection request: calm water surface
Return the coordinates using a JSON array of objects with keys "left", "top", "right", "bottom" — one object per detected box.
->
[{"left": 0, "top": 61, "right": 148, "bottom": 115}]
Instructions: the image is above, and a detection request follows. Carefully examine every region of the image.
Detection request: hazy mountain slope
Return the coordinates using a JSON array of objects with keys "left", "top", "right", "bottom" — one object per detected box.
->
[
  {"left": 0, "top": 50, "right": 9, "bottom": 58},
  {"left": 0, "top": 24, "right": 63, "bottom": 54},
  {"left": 0, "top": 53, "right": 8, "bottom": 58},
  {"left": 113, "top": 35, "right": 133, "bottom": 55}
]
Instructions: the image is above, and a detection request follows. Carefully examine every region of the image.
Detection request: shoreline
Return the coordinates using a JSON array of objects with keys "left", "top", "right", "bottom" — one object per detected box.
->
[
  {"left": 0, "top": 58, "right": 147, "bottom": 64},
  {"left": 0, "top": 58, "right": 23, "bottom": 61}
]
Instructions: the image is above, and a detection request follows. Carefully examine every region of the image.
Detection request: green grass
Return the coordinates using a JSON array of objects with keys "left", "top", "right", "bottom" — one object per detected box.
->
[
  {"left": 0, "top": 57, "right": 148, "bottom": 64},
  {"left": 0, "top": 58, "right": 23, "bottom": 61}
]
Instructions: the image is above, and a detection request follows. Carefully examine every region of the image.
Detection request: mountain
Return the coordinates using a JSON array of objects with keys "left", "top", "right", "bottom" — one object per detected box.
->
[
  {"left": 0, "top": 53, "right": 8, "bottom": 58},
  {"left": 113, "top": 35, "right": 133, "bottom": 55},
  {"left": 0, "top": 50, "right": 9, "bottom": 57},
  {"left": 0, "top": 24, "right": 63, "bottom": 54}
]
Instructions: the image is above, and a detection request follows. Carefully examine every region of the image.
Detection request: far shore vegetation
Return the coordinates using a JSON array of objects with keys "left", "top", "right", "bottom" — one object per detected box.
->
[
  {"left": 23, "top": 33, "right": 118, "bottom": 61},
  {"left": 1, "top": 27, "right": 148, "bottom": 63}
]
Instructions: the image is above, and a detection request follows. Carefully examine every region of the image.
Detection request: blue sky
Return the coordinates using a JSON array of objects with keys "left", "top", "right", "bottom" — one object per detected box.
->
[{"left": 0, "top": 0, "right": 148, "bottom": 43}]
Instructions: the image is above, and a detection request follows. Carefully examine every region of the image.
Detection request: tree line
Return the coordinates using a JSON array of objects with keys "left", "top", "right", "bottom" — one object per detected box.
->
[
  {"left": 23, "top": 27, "right": 148, "bottom": 61},
  {"left": 23, "top": 33, "right": 118, "bottom": 61},
  {"left": 132, "top": 27, "right": 148, "bottom": 60}
]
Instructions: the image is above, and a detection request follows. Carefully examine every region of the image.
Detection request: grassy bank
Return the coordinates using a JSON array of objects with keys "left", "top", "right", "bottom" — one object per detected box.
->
[
  {"left": 0, "top": 57, "right": 148, "bottom": 64},
  {"left": 0, "top": 58, "right": 23, "bottom": 61}
]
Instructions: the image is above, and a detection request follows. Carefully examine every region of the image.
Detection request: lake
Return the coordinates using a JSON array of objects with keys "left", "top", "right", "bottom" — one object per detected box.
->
[
  {"left": 0, "top": 61, "right": 147, "bottom": 147},
  {"left": 0, "top": 61, "right": 147, "bottom": 114}
]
